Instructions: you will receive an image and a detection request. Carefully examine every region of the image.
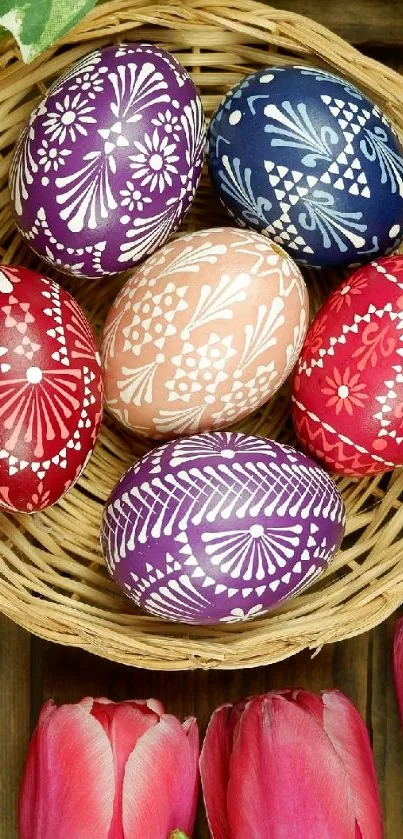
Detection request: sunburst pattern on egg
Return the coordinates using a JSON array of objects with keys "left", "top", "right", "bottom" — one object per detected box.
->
[
  {"left": 0, "top": 266, "right": 103, "bottom": 512},
  {"left": 101, "top": 432, "right": 345, "bottom": 624}
]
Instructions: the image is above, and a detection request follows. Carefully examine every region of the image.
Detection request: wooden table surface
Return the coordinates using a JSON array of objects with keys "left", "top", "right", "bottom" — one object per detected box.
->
[{"left": 2, "top": 1, "right": 403, "bottom": 837}]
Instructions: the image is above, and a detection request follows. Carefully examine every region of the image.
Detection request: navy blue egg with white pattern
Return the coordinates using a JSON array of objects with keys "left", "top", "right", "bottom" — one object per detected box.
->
[{"left": 208, "top": 65, "right": 403, "bottom": 269}]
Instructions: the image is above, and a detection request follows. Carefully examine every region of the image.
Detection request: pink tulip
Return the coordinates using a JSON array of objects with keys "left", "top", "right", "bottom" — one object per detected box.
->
[
  {"left": 19, "top": 696, "right": 199, "bottom": 839},
  {"left": 393, "top": 617, "right": 403, "bottom": 724},
  {"left": 200, "top": 689, "right": 383, "bottom": 839}
]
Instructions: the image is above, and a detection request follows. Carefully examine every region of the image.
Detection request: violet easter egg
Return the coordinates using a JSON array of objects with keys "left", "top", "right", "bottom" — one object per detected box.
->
[
  {"left": 208, "top": 65, "right": 403, "bottom": 269},
  {"left": 101, "top": 432, "right": 345, "bottom": 624},
  {"left": 292, "top": 255, "right": 403, "bottom": 476},
  {"left": 9, "top": 44, "right": 206, "bottom": 279},
  {"left": 101, "top": 227, "right": 308, "bottom": 439},
  {"left": 0, "top": 265, "right": 103, "bottom": 513}
]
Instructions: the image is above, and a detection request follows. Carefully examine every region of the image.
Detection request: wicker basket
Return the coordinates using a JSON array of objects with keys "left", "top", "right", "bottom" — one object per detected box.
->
[{"left": 1, "top": 0, "right": 403, "bottom": 671}]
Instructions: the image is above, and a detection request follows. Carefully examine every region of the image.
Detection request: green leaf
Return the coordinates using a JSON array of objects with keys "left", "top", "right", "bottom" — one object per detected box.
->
[{"left": 0, "top": 0, "right": 96, "bottom": 62}]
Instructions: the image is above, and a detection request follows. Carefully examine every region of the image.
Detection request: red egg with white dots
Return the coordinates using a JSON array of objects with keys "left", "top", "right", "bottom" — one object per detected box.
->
[
  {"left": 0, "top": 265, "right": 103, "bottom": 512},
  {"left": 292, "top": 255, "right": 403, "bottom": 476}
]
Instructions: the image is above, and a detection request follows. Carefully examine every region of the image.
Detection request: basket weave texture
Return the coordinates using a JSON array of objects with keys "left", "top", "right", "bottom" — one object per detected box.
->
[{"left": 1, "top": 0, "right": 403, "bottom": 670}]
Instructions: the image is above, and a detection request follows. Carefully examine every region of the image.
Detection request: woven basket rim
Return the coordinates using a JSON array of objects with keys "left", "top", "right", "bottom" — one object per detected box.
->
[{"left": 1, "top": 0, "right": 403, "bottom": 670}]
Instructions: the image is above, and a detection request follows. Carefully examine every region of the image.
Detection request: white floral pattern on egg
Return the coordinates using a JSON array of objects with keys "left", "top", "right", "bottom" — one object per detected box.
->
[
  {"left": 101, "top": 227, "right": 308, "bottom": 438},
  {"left": 208, "top": 65, "right": 403, "bottom": 268},
  {"left": 9, "top": 44, "right": 206, "bottom": 278}
]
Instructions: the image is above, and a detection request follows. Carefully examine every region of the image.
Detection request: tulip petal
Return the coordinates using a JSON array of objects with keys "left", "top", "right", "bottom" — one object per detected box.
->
[
  {"left": 19, "top": 702, "right": 115, "bottom": 839},
  {"left": 78, "top": 696, "right": 96, "bottom": 712},
  {"left": 122, "top": 714, "right": 199, "bottom": 839},
  {"left": 321, "top": 690, "right": 383, "bottom": 839},
  {"left": 393, "top": 617, "right": 403, "bottom": 724},
  {"left": 227, "top": 695, "right": 356, "bottom": 839},
  {"left": 145, "top": 698, "right": 165, "bottom": 716},
  {"left": 127, "top": 698, "right": 165, "bottom": 716},
  {"left": 200, "top": 705, "right": 235, "bottom": 839},
  {"left": 290, "top": 689, "right": 325, "bottom": 725},
  {"left": 18, "top": 720, "right": 42, "bottom": 839},
  {"left": 91, "top": 701, "right": 159, "bottom": 838},
  {"left": 39, "top": 698, "right": 59, "bottom": 723},
  {"left": 91, "top": 697, "right": 165, "bottom": 717},
  {"left": 181, "top": 717, "right": 200, "bottom": 833},
  {"left": 19, "top": 700, "right": 62, "bottom": 838}
]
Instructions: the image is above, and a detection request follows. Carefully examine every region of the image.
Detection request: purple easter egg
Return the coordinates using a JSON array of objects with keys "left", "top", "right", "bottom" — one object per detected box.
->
[
  {"left": 101, "top": 432, "right": 345, "bottom": 624},
  {"left": 9, "top": 44, "right": 206, "bottom": 279}
]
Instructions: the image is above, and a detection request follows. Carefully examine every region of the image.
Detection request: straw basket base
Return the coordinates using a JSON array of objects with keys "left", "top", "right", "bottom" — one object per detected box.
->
[{"left": 1, "top": 1, "right": 403, "bottom": 670}]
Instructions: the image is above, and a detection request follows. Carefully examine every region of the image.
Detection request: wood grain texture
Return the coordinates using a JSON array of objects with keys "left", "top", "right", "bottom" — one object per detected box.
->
[
  {"left": 3, "top": 5, "right": 403, "bottom": 838},
  {"left": 0, "top": 615, "right": 31, "bottom": 838},
  {"left": 266, "top": 0, "right": 403, "bottom": 46}
]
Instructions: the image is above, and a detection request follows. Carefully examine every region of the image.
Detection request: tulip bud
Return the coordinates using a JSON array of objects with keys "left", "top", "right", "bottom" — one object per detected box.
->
[
  {"left": 200, "top": 689, "right": 383, "bottom": 839},
  {"left": 19, "top": 697, "right": 199, "bottom": 839}
]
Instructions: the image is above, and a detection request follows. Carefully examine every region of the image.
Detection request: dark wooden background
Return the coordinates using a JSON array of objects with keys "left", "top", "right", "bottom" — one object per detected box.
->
[{"left": 2, "top": 1, "right": 403, "bottom": 836}]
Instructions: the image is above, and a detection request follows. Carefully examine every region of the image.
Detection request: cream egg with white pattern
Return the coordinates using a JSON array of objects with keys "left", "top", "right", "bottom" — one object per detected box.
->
[{"left": 101, "top": 227, "right": 308, "bottom": 439}]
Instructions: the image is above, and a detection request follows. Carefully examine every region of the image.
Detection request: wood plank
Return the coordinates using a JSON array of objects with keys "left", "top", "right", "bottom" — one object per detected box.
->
[
  {"left": 266, "top": 0, "right": 403, "bottom": 47},
  {"left": 3, "top": 24, "right": 403, "bottom": 839},
  {"left": 30, "top": 635, "right": 44, "bottom": 730},
  {"left": 0, "top": 616, "right": 31, "bottom": 838}
]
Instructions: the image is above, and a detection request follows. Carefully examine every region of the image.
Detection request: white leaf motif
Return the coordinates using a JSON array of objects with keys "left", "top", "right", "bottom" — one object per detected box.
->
[
  {"left": 154, "top": 404, "right": 207, "bottom": 436},
  {"left": 182, "top": 272, "right": 250, "bottom": 336},
  {"left": 109, "top": 62, "right": 170, "bottom": 121},
  {"left": 55, "top": 152, "right": 117, "bottom": 232},
  {"left": 239, "top": 298, "right": 285, "bottom": 370},
  {"left": 118, "top": 358, "right": 164, "bottom": 406},
  {"left": 156, "top": 241, "right": 228, "bottom": 278}
]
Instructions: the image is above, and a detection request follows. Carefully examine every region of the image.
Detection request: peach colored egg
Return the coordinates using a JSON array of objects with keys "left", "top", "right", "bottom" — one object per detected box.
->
[{"left": 101, "top": 227, "right": 308, "bottom": 439}]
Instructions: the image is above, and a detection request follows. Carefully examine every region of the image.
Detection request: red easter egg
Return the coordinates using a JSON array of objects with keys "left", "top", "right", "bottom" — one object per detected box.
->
[
  {"left": 292, "top": 255, "right": 403, "bottom": 476},
  {"left": 0, "top": 266, "right": 103, "bottom": 512}
]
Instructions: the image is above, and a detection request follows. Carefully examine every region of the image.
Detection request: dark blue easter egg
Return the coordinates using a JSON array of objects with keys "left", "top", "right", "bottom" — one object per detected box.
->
[{"left": 208, "top": 65, "right": 403, "bottom": 269}]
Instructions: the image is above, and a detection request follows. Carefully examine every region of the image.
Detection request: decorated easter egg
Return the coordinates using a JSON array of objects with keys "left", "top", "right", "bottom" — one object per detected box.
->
[
  {"left": 208, "top": 65, "right": 403, "bottom": 269},
  {"left": 101, "top": 227, "right": 308, "bottom": 439},
  {"left": 9, "top": 44, "right": 205, "bottom": 278},
  {"left": 292, "top": 255, "right": 403, "bottom": 476},
  {"left": 101, "top": 432, "right": 345, "bottom": 624},
  {"left": 0, "top": 265, "right": 103, "bottom": 512}
]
